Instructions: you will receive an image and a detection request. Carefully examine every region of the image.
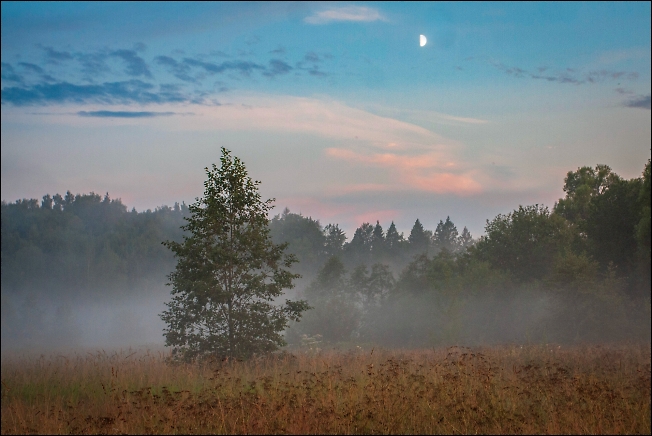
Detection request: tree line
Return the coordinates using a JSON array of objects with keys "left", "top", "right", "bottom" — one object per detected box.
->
[
  {"left": 291, "top": 160, "right": 651, "bottom": 347},
  {"left": 2, "top": 158, "right": 650, "bottom": 350},
  {"left": 1, "top": 193, "right": 473, "bottom": 298}
]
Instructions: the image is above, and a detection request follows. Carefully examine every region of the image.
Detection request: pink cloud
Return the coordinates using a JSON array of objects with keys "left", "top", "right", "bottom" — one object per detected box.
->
[
  {"left": 271, "top": 195, "right": 357, "bottom": 222},
  {"left": 353, "top": 209, "right": 402, "bottom": 227},
  {"left": 325, "top": 148, "right": 482, "bottom": 195},
  {"left": 406, "top": 173, "right": 482, "bottom": 195},
  {"left": 324, "top": 183, "right": 396, "bottom": 196}
]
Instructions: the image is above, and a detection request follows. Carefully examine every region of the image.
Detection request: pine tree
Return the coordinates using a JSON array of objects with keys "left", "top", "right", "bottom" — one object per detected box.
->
[
  {"left": 408, "top": 219, "right": 429, "bottom": 254},
  {"left": 434, "top": 216, "right": 460, "bottom": 252},
  {"left": 347, "top": 222, "right": 374, "bottom": 264},
  {"left": 323, "top": 223, "right": 347, "bottom": 256},
  {"left": 385, "top": 221, "right": 404, "bottom": 251},
  {"left": 458, "top": 226, "right": 474, "bottom": 249},
  {"left": 160, "top": 148, "right": 310, "bottom": 361},
  {"left": 371, "top": 220, "right": 385, "bottom": 256}
]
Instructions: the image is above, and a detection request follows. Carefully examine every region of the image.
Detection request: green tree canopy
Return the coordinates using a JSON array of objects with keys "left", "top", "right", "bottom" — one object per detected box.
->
[
  {"left": 584, "top": 177, "right": 643, "bottom": 273},
  {"left": 474, "top": 205, "right": 574, "bottom": 282},
  {"left": 268, "top": 208, "right": 326, "bottom": 275},
  {"left": 554, "top": 164, "right": 620, "bottom": 226},
  {"left": 160, "top": 148, "right": 309, "bottom": 361}
]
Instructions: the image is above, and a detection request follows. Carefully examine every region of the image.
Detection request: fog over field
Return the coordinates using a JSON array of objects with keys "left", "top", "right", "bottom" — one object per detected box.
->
[
  {"left": 2, "top": 169, "right": 650, "bottom": 353},
  {"left": 1, "top": 3, "right": 650, "bottom": 355}
]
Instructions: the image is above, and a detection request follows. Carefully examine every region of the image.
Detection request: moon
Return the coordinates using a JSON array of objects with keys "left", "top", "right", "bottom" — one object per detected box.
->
[{"left": 419, "top": 34, "right": 427, "bottom": 47}]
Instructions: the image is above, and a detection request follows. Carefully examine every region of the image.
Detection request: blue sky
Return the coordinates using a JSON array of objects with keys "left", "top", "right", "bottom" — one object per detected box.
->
[{"left": 2, "top": 2, "right": 650, "bottom": 238}]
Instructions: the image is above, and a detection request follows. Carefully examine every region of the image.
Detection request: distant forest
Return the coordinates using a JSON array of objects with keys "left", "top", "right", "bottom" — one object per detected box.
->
[{"left": 2, "top": 160, "right": 650, "bottom": 348}]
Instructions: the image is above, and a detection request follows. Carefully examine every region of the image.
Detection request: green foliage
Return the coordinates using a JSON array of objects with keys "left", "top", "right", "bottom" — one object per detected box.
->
[
  {"left": 268, "top": 208, "right": 326, "bottom": 275},
  {"left": 583, "top": 177, "right": 642, "bottom": 273},
  {"left": 636, "top": 159, "right": 651, "bottom": 253},
  {"left": 459, "top": 226, "right": 474, "bottom": 250},
  {"left": 554, "top": 164, "right": 620, "bottom": 226},
  {"left": 408, "top": 219, "right": 429, "bottom": 254},
  {"left": 361, "top": 263, "right": 395, "bottom": 309},
  {"left": 345, "top": 222, "right": 374, "bottom": 265},
  {"left": 1, "top": 192, "right": 187, "bottom": 298},
  {"left": 385, "top": 221, "right": 404, "bottom": 252},
  {"left": 474, "top": 205, "right": 575, "bottom": 281},
  {"left": 547, "top": 252, "right": 599, "bottom": 295},
  {"left": 3, "top": 158, "right": 650, "bottom": 350},
  {"left": 160, "top": 148, "right": 309, "bottom": 361},
  {"left": 305, "top": 256, "right": 347, "bottom": 298},
  {"left": 433, "top": 216, "right": 460, "bottom": 253},
  {"left": 323, "top": 223, "right": 347, "bottom": 257}
]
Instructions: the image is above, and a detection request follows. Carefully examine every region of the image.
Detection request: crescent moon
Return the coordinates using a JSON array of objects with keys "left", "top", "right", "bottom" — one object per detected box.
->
[{"left": 420, "top": 35, "right": 427, "bottom": 47}]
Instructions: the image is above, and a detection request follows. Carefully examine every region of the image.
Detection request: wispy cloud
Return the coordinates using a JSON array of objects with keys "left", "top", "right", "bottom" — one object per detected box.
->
[
  {"left": 1, "top": 80, "right": 189, "bottom": 106},
  {"left": 304, "top": 6, "right": 386, "bottom": 24},
  {"left": 17, "top": 62, "right": 45, "bottom": 74},
  {"left": 76, "top": 51, "right": 111, "bottom": 78},
  {"left": 362, "top": 104, "right": 489, "bottom": 127},
  {"left": 16, "top": 62, "right": 56, "bottom": 82},
  {"left": 325, "top": 148, "right": 482, "bottom": 196},
  {"left": 263, "top": 59, "right": 292, "bottom": 77},
  {"left": 40, "top": 46, "right": 74, "bottom": 63},
  {"left": 132, "top": 94, "right": 449, "bottom": 150},
  {"left": 1, "top": 62, "right": 23, "bottom": 83},
  {"left": 110, "top": 50, "right": 152, "bottom": 78},
  {"left": 77, "top": 110, "right": 176, "bottom": 118},
  {"left": 269, "top": 46, "right": 286, "bottom": 55},
  {"left": 154, "top": 56, "right": 196, "bottom": 83},
  {"left": 182, "top": 58, "right": 265, "bottom": 76},
  {"left": 304, "top": 52, "right": 320, "bottom": 63},
  {"left": 623, "top": 94, "right": 651, "bottom": 110},
  {"left": 488, "top": 59, "right": 639, "bottom": 85}
]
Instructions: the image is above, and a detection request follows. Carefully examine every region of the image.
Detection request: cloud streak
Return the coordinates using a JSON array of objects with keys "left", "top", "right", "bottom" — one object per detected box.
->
[
  {"left": 1, "top": 80, "right": 190, "bottom": 106},
  {"left": 111, "top": 50, "right": 152, "bottom": 78},
  {"left": 77, "top": 110, "right": 176, "bottom": 118},
  {"left": 325, "top": 148, "right": 482, "bottom": 196},
  {"left": 1, "top": 62, "right": 23, "bottom": 83},
  {"left": 488, "top": 59, "right": 639, "bottom": 85},
  {"left": 264, "top": 59, "right": 292, "bottom": 77},
  {"left": 623, "top": 94, "right": 651, "bottom": 110},
  {"left": 180, "top": 95, "right": 449, "bottom": 148},
  {"left": 304, "top": 6, "right": 386, "bottom": 24}
]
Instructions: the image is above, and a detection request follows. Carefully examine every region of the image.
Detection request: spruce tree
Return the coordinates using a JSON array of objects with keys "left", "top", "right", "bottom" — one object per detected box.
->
[
  {"left": 408, "top": 219, "right": 429, "bottom": 254},
  {"left": 160, "top": 148, "right": 310, "bottom": 361},
  {"left": 371, "top": 220, "right": 386, "bottom": 257},
  {"left": 434, "top": 216, "right": 460, "bottom": 252},
  {"left": 385, "top": 221, "right": 404, "bottom": 251}
]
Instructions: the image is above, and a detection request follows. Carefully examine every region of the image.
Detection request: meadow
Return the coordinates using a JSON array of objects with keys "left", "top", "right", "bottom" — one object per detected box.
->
[{"left": 1, "top": 344, "right": 650, "bottom": 434}]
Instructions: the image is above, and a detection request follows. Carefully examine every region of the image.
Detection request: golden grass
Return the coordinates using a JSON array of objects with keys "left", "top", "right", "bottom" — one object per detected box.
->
[{"left": 1, "top": 344, "right": 650, "bottom": 434}]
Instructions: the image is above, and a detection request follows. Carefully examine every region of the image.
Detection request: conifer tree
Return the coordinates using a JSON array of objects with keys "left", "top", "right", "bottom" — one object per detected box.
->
[
  {"left": 385, "top": 221, "right": 404, "bottom": 251},
  {"left": 408, "top": 219, "right": 429, "bottom": 254},
  {"left": 371, "top": 220, "right": 386, "bottom": 257},
  {"left": 434, "top": 216, "right": 460, "bottom": 252}
]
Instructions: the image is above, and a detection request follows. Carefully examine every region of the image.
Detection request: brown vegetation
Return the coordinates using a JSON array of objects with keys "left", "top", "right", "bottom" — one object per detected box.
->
[{"left": 1, "top": 344, "right": 650, "bottom": 434}]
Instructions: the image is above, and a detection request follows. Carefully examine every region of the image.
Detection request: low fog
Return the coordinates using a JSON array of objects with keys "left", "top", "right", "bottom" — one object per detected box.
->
[{"left": 2, "top": 160, "right": 651, "bottom": 354}]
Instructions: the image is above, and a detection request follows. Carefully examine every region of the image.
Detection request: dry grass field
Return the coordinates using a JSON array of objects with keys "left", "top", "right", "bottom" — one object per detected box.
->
[{"left": 1, "top": 344, "right": 650, "bottom": 434}]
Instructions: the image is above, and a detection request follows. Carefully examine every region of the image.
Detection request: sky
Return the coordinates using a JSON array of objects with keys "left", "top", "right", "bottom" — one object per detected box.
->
[{"left": 2, "top": 2, "right": 650, "bottom": 238}]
